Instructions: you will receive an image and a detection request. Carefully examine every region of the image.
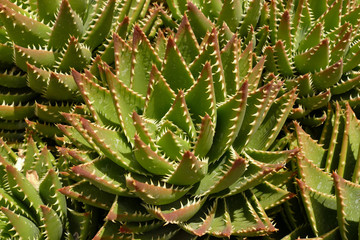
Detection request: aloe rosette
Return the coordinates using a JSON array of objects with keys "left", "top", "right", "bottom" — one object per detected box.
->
[
  {"left": 0, "top": 132, "right": 69, "bottom": 239},
  {"left": 53, "top": 14, "right": 300, "bottom": 238},
  {"left": 166, "top": 0, "right": 360, "bottom": 126},
  {"left": 0, "top": 0, "right": 154, "bottom": 141},
  {"left": 288, "top": 102, "right": 360, "bottom": 239}
]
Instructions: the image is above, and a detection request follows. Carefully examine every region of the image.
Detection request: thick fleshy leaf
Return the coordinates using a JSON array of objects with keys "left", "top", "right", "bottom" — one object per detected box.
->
[
  {"left": 233, "top": 81, "right": 280, "bottom": 151},
  {"left": 165, "top": 151, "right": 207, "bottom": 185},
  {"left": 0, "top": 4, "right": 51, "bottom": 47},
  {"left": 333, "top": 172, "right": 360, "bottom": 240},
  {"left": 14, "top": 45, "right": 58, "bottom": 71},
  {"left": 131, "top": 26, "right": 161, "bottom": 96},
  {"left": 143, "top": 65, "right": 176, "bottom": 121},
  {"left": 162, "top": 37, "right": 195, "bottom": 92},
  {"left": 39, "top": 169, "right": 67, "bottom": 218},
  {"left": 40, "top": 205, "right": 63, "bottom": 240},
  {"left": 185, "top": 62, "right": 216, "bottom": 125},
  {"left": 145, "top": 197, "right": 206, "bottom": 224},
  {"left": 297, "top": 179, "right": 337, "bottom": 236},
  {"left": 80, "top": 117, "right": 146, "bottom": 174},
  {"left": 0, "top": 208, "right": 40, "bottom": 239},
  {"left": 48, "top": 0, "right": 84, "bottom": 49},
  {"left": 72, "top": 158, "right": 130, "bottom": 196},
  {"left": 72, "top": 70, "right": 120, "bottom": 126},
  {"left": 294, "top": 39, "right": 329, "bottom": 74},
  {"left": 134, "top": 134, "right": 174, "bottom": 175},
  {"left": 126, "top": 174, "right": 190, "bottom": 205},
  {"left": 238, "top": 0, "right": 263, "bottom": 37},
  {"left": 312, "top": 60, "right": 343, "bottom": 91},
  {"left": 190, "top": 29, "right": 226, "bottom": 102},
  {"left": 186, "top": 2, "right": 214, "bottom": 40},
  {"left": 83, "top": 0, "right": 116, "bottom": 49},
  {"left": 247, "top": 88, "right": 297, "bottom": 150},
  {"left": 175, "top": 15, "right": 200, "bottom": 64},
  {"left": 162, "top": 90, "right": 196, "bottom": 139},
  {"left": 58, "top": 180, "right": 115, "bottom": 209},
  {"left": 106, "top": 195, "right": 154, "bottom": 222},
  {"left": 295, "top": 121, "right": 326, "bottom": 167},
  {"left": 58, "top": 37, "right": 92, "bottom": 72},
  {"left": 193, "top": 151, "right": 247, "bottom": 196},
  {"left": 207, "top": 81, "right": 248, "bottom": 161},
  {"left": 103, "top": 65, "right": 145, "bottom": 143}
]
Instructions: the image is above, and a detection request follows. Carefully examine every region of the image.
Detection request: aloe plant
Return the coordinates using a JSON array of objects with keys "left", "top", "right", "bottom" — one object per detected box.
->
[
  {"left": 52, "top": 15, "right": 301, "bottom": 238},
  {"left": 0, "top": 131, "right": 68, "bottom": 239},
  {"left": 0, "top": 0, "right": 155, "bottom": 142},
  {"left": 289, "top": 102, "right": 360, "bottom": 239},
  {"left": 165, "top": 0, "right": 360, "bottom": 126}
]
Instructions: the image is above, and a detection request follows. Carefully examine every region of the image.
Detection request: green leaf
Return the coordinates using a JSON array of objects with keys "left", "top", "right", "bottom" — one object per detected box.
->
[
  {"left": 233, "top": 81, "right": 280, "bottom": 151},
  {"left": 333, "top": 172, "right": 360, "bottom": 240},
  {"left": 297, "top": 23, "right": 322, "bottom": 53},
  {"left": 297, "top": 154, "right": 334, "bottom": 194},
  {"left": 40, "top": 205, "right": 63, "bottom": 240},
  {"left": 320, "top": 0, "right": 342, "bottom": 31},
  {"left": 131, "top": 26, "right": 161, "bottom": 96},
  {"left": 297, "top": 179, "right": 337, "bottom": 236},
  {"left": 0, "top": 5, "right": 51, "bottom": 47},
  {"left": 134, "top": 134, "right": 174, "bottom": 175},
  {"left": 274, "top": 40, "right": 293, "bottom": 77},
  {"left": 193, "top": 151, "right": 247, "bottom": 196},
  {"left": 106, "top": 195, "right": 154, "bottom": 222},
  {"left": 0, "top": 208, "right": 40, "bottom": 239},
  {"left": 277, "top": 10, "right": 291, "bottom": 50},
  {"left": 72, "top": 158, "right": 130, "bottom": 196},
  {"left": 174, "top": 15, "right": 200, "bottom": 65},
  {"left": 186, "top": 2, "right": 214, "bottom": 41},
  {"left": 165, "top": 151, "right": 207, "bottom": 185},
  {"left": 162, "top": 90, "right": 196, "bottom": 139},
  {"left": 221, "top": 35, "right": 240, "bottom": 96},
  {"left": 312, "top": 59, "right": 343, "bottom": 91},
  {"left": 162, "top": 37, "right": 195, "bottom": 92},
  {"left": 126, "top": 174, "right": 190, "bottom": 205},
  {"left": 5, "top": 164, "right": 44, "bottom": 221},
  {"left": 0, "top": 103, "right": 35, "bottom": 121},
  {"left": 143, "top": 65, "right": 176, "bottom": 121},
  {"left": 83, "top": 0, "right": 116, "bottom": 49},
  {"left": 144, "top": 197, "right": 206, "bottom": 223},
  {"left": 58, "top": 180, "right": 115, "bottom": 209},
  {"left": 217, "top": 0, "right": 242, "bottom": 32},
  {"left": 48, "top": 0, "right": 84, "bottom": 50},
  {"left": 193, "top": 114, "right": 215, "bottom": 158},
  {"left": 247, "top": 88, "right": 297, "bottom": 150},
  {"left": 14, "top": 45, "right": 58, "bottom": 71},
  {"left": 185, "top": 62, "right": 216, "bottom": 125},
  {"left": 58, "top": 37, "right": 91, "bottom": 72},
  {"left": 294, "top": 39, "right": 329, "bottom": 74},
  {"left": 37, "top": 0, "right": 60, "bottom": 23},
  {"left": 103, "top": 64, "right": 145, "bottom": 143},
  {"left": 238, "top": 0, "right": 263, "bottom": 37},
  {"left": 295, "top": 121, "right": 326, "bottom": 167},
  {"left": 80, "top": 117, "right": 146, "bottom": 174},
  {"left": 113, "top": 32, "right": 132, "bottom": 87},
  {"left": 252, "top": 182, "right": 295, "bottom": 210},
  {"left": 72, "top": 70, "right": 120, "bottom": 126},
  {"left": 207, "top": 81, "right": 248, "bottom": 162},
  {"left": 39, "top": 169, "right": 67, "bottom": 219},
  {"left": 190, "top": 29, "right": 226, "bottom": 102}
]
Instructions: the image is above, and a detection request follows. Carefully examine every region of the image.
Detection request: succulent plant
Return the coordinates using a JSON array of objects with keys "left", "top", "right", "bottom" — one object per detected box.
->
[
  {"left": 165, "top": 0, "right": 360, "bottom": 126},
  {"left": 0, "top": 131, "right": 69, "bottom": 239},
  {"left": 53, "top": 15, "right": 300, "bottom": 238},
  {"left": 290, "top": 102, "right": 360, "bottom": 239},
  {"left": 0, "top": 0, "right": 156, "bottom": 142}
]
